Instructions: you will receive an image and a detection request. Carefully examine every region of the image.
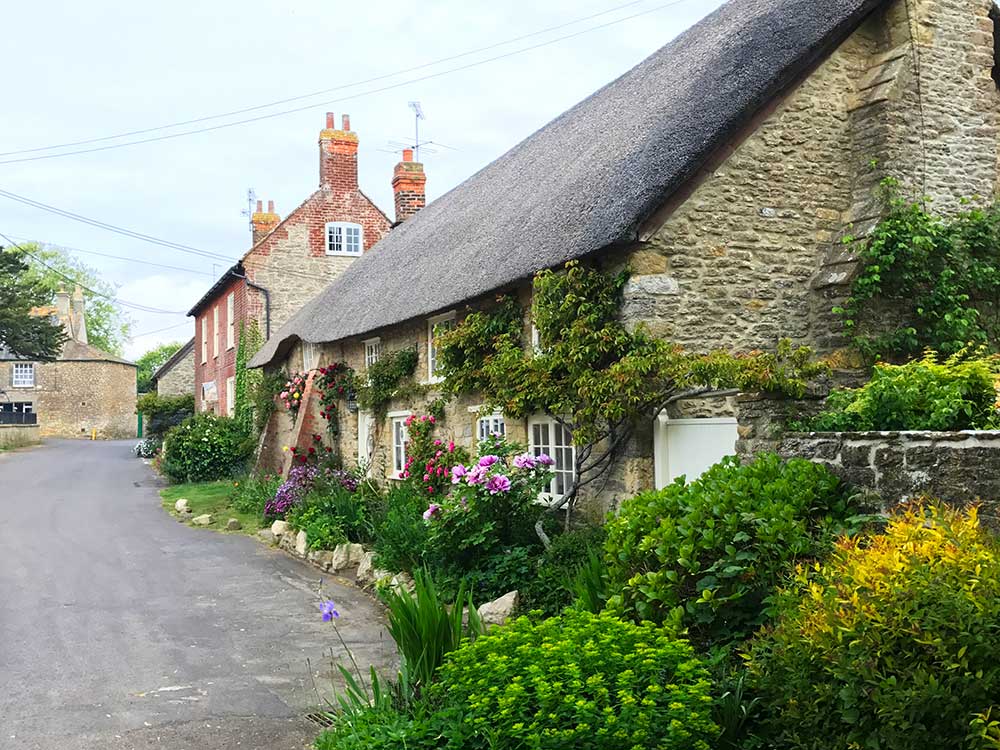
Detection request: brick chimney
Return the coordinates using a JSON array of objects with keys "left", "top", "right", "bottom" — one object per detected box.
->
[
  {"left": 319, "top": 112, "right": 359, "bottom": 194},
  {"left": 251, "top": 199, "right": 280, "bottom": 244},
  {"left": 392, "top": 148, "right": 426, "bottom": 223},
  {"left": 70, "top": 285, "right": 88, "bottom": 344}
]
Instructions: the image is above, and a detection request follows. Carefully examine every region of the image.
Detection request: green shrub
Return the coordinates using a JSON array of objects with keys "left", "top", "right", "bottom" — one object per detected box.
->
[
  {"left": 429, "top": 610, "right": 718, "bottom": 750},
  {"left": 373, "top": 484, "right": 430, "bottom": 573},
  {"left": 137, "top": 392, "right": 194, "bottom": 439},
  {"left": 806, "top": 348, "right": 999, "bottom": 432},
  {"left": 161, "top": 414, "right": 254, "bottom": 483},
  {"left": 285, "top": 475, "right": 375, "bottom": 549},
  {"left": 287, "top": 497, "right": 346, "bottom": 550},
  {"left": 748, "top": 504, "right": 1000, "bottom": 750},
  {"left": 604, "top": 454, "right": 864, "bottom": 645},
  {"left": 230, "top": 472, "right": 282, "bottom": 516}
]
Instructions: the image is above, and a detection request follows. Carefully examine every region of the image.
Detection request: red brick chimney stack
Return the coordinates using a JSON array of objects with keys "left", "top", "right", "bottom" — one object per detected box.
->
[
  {"left": 392, "top": 148, "right": 426, "bottom": 223},
  {"left": 251, "top": 199, "right": 280, "bottom": 245},
  {"left": 319, "top": 112, "right": 359, "bottom": 194}
]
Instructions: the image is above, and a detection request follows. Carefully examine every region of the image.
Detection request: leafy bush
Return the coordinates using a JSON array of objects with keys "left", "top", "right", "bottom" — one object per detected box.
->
[
  {"left": 806, "top": 348, "right": 999, "bottom": 431},
  {"left": 373, "top": 483, "right": 431, "bottom": 573},
  {"left": 287, "top": 497, "right": 346, "bottom": 550},
  {"left": 230, "top": 472, "right": 282, "bottom": 516},
  {"left": 748, "top": 504, "right": 1000, "bottom": 750},
  {"left": 604, "top": 454, "right": 864, "bottom": 645},
  {"left": 285, "top": 474, "right": 374, "bottom": 549},
  {"left": 133, "top": 437, "right": 160, "bottom": 458},
  {"left": 430, "top": 610, "right": 718, "bottom": 749},
  {"left": 137, "top": 392, "right": 194, "bottom": 439},
  {"left": 161, "top": 414, "right": 254, "bottom": 483},
  {"left": 400, "top": 413, "right": 470, "bottom": 496}
]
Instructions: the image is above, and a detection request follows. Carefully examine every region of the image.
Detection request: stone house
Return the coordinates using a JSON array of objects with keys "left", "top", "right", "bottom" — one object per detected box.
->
[
  {"left": 0, "top": 287, "right": 137, "bottom": 439},
  {"left": 188, "top": 113, "right": 419, "bottom": 415},
  {"left": 149, "top": 338, "right": 195, "bottom": 397},
  {"left": 250, "top": 0, "right": 1000, "bottom": 510}
]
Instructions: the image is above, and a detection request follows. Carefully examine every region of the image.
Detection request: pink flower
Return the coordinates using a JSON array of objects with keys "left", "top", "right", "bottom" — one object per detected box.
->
[
  {"left": 422, "top": 503, "right": 441, "bottom": 521},
  {"left": 451, "top": 465, "right": 467, "bottom": 484},
  {"left": 280, "top": 391, "right": 289, "bottom": 399},
  {"left": 436, "top": 466, "right": 444, "bottom": 476},
  {"left": 536, "top": 453, "right": 555, "bottom": 466},
  {"left": 478, "top": 455, "right": 500, "bottom": 468},
  {"left": 429, "top": 416, "right": 436, "bottom": 423},
  {"left": 447, "top": 441, "right": 455, "bottom": 453},
  {"left": 486, "top": 474, "right": 511, "bottom": 494},
  {"left": 435, "top": 450, "right": 442, "bottom": 458},
  {"left": 513, "top": 453, "right": 537, "bottom": 470},
  {"left": 433, "top": 439, "right": 442, "bottom": 446},
  {"left": 466, "top": 465, "right": 488, "bottom": 485}
]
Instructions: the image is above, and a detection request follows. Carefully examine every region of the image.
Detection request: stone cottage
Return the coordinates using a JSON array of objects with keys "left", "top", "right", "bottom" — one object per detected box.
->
[
  {"left": 249, "top": 0, "right": 1000, "bottom": 509},
  {"left": 0, "top": 287, "right": 137, "bottom": 439},
  {"left": 149, "top": 338, "right": 194, "bottom": 397},
  {"left": 188, "top": 113, "right": 418, "bottom": 415}
]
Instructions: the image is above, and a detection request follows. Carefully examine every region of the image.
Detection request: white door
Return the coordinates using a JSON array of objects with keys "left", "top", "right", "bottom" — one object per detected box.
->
[
  {"left": 653, "top": 416, "right": 739, "bottom": 488},
  {"left": 357, "top": 410, "right": 375, "bottom": 475}
]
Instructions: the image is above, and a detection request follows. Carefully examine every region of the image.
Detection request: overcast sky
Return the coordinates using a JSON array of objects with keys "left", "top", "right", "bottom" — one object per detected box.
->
[{"left": 1, "top": 0, "right": 724, "bottom": 359}]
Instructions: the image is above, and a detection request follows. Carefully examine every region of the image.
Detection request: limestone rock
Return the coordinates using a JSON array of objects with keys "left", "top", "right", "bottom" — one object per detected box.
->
[
  {"left": 477, "top": 590, "right": 519, "bottom": 627},
  {"left": 192, "top": 514, "right": 213, "bottom": 526},
  {"left": 295, "top": 530, "right": 308, "bottom": 557},
  {"left": 390, "top": 571, "right": 415, "bottom": 594},
  {"left": 257, "top": 529, "right": 277, "bottom": 544},
  {"left": 312, "top": 550, "right": 335, "bottom": 571},
  {"left": 346, "top": 543, "right": 365, "bottom": 566},
  {"left": 270, "top": 520, "right": 290, "bottom": 537},
  {"left": 225, "top": 518, "right": 242, "bottom": 531},
  {"left": 174, "top": 498, "right": 190, "bottom": 513},
  {"left": 356, "top": 551, "right": 376, "bottom": 585}
]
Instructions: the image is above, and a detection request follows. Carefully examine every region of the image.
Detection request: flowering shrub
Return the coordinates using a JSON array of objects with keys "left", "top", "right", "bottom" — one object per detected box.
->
[
  {"left": 430, "top": 610, "right": 718, "bottom": 750},
  {"left": 748, "top": 504, "right": 1000, "bottom": 749},
  {"left": 231, "top": 472, "right": 283, "bottom": 516},
  {"left": 133, "top": 437, "right": 160, "bottom": 458},
  {"left": 161, "top": 414, "right": 254, "bottom": 483},
  {"left": 285, "top": 432, "right": 335, "bottom": 466},
  {"left": 401, "top": 413, "right": 470, "bottom": 495},
  {"left": 264, "top": 464, "right": 318, "bottom": 519},
  {"left": 315, "top": 361, "right": 355, "bottom": 437},
  {"left": 278, "top": 371, "right": 308, "bottom": 414}
]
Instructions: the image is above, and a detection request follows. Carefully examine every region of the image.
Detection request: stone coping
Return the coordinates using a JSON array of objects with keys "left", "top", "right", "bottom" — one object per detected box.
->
[{"left": 783, "top": 430, "right": 1000, "bottom": 442}]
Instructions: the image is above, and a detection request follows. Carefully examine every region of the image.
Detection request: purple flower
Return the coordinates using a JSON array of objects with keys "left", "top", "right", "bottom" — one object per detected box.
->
[
  {"left": 466, "top": 465, "right": 488, "bottom": 485},
  {"left": 478, "top": 454, "right": 500, "bottom": 468},
  {"left": 536, "top": 453, "right": 556, "bottom": 466},
  {"left": 485, "top": 474, "right": 511, "bottom": 495},
  {"left": 320, "top": 600, "right": 340, "bottom": 622},
  {"left": 423, "top": 503, "right": 441, "bottom": 521},
  {"left": 513, "top": 453, "right": 537, "bottom": 470},
  {"left": 451, "top": 464, "right": 467, "bottom": 484}
]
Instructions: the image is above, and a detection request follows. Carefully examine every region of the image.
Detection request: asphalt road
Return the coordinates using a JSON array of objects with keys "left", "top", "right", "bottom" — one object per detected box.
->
[{"left": 0, "top": 440, "right": 395, "bottom": 750}]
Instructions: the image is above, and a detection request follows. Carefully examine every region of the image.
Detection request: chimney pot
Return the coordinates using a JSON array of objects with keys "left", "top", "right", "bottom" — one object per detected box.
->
[
  {"left": 267, "top": 199, "right": 274, "bottom": 212},
  {"left": 392, "top": 152, "right": 426, "bottom": 223},
  {"left": 325, "top": 112, "right": 335, "bottom": 129},
  {"left": 342, "top": 114, "right": 351, "bottom": 131},
  {"left": 402, "top": 148, "right": 413, "bottom": 163},
  {"left": 256, "top": 199, "right": 263, "bottom": 212}
]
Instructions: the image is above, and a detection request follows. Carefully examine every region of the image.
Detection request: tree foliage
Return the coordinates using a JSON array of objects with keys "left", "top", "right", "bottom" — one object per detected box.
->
[
  {"left": 437, "top": 261, "right": 828, "bottom": 511},
  {"left": 0, "top": 247, "right": 66, "bottom": 361},
  {"left": 135, "top": 341, "right": 184, "bottom": 393},
  {"left": 8, "top": 241, "right": 132, "bottom": 355}
]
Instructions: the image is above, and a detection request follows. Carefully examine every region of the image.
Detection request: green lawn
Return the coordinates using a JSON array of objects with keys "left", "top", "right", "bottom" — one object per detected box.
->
[{"left": 160, "top": 480, "right": 264, "bottom": 534}]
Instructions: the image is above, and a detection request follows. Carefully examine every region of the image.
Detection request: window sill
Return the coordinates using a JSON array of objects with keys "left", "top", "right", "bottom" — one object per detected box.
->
[{"left": 325, "top": 251, "right": 362, "bottom": 258}]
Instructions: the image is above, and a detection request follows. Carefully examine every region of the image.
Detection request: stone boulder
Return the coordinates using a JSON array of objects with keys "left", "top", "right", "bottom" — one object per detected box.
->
[
  {"left": 356, "top": 551, "right": 376, "bottom": 585},
  {"left": 192, "top": 514, "right": 213, "bottom": 526},
  {"left": 174, "top": 498, "right": 190, "bottom": 513},
  {"left": 225, "top": 518, "right": 242, "bottom": 531},
  {"left": 257, "top": 529, "right": 276, "bottom": 545},
  {"left": 330, "top": 542, "right": 366, "bottom": 572},
  {"left": 477, "top": 590, "right": 519, "bottom": 627},
  {"left": 295, "top": 530, "right": 308, "bottom": 557},
  {"left": 270, "top": 520, "right": 290, "bottom": 537}
]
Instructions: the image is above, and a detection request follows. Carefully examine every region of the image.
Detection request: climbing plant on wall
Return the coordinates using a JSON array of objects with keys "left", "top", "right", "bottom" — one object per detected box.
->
[
  {"left": 234, "top": 320, "right": 264, "bottom": 434},
  {"left": 315, "top": 361, "right": 356, "bottom": 438},
  {"left": 836, "top": 178, "right": 1000, "bottom": 360},
  {"left": 354, "top": 347, "right": 419, "bottom": 419}
]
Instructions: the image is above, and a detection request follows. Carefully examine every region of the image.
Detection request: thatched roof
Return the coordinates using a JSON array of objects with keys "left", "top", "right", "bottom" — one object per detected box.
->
[{"left": 250, "top": 0, "right": 884, "bottom": 368}]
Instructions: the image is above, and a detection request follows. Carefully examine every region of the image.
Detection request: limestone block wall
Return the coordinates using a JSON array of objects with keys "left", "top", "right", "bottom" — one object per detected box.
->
[
  {"left": 156, "top": 347, "right": 195, "bottom": 397},
  {"left": 0, "top": 425, "right": 39, "bottom": 449}
]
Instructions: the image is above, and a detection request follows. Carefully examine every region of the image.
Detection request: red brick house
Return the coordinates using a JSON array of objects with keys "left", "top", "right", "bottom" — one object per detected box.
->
[{"left": 189, "top": 113, "right": 421, "bottom": 414}]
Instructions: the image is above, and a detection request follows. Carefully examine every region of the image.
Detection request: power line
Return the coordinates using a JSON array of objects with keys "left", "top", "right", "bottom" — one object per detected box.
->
[
  {"left": 0, "top": 230, "right": 189, "bottom": 315},
  {"left": 131, "top": 320, "right": 192, "bottom": 338},
  {"left": 5, "top": 233, "right": 215, "bottom": 276},
  {"left": 0, "top": 0, "right": 650, "bottom": 158},
  {"left": 0, "top": 0, "right": 698, "bottom": 166}
]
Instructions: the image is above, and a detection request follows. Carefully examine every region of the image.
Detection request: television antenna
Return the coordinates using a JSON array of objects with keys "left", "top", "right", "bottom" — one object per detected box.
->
[
  {"left": 378, "top": 103, "right": 458, "bottom": 160},
  {"left": 239, "top": 187, "right": 257, "bottom": 239},
  {"left": 408, "top": 101, "right": 424, "bottom": 161}
]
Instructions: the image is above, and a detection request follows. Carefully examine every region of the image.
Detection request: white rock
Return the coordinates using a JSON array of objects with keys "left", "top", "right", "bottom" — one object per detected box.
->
[
  {"left": 270, "top": 520, "right": 290, "bottom": 537},
  {"left": 257, "top": 529, "right": 276, "bottom": 544},
  {"left": 356, "top": 551, "right": 376, "bottom": 584},
  {"left": 295, "top": 530, "right": 308, "bottom": 557},
  {"left": 192, "top": 514, "right": 213, "bottom": 526},
  {"left": 347, "top": 543, "right": 366, "bottom": 566},
  {"left": 174, "top": 498, "right": 190, "bottom": 513},
  {"left": 330, "top": 543, "right": 353, "bottom": 572},
  {"left": 390, "top": 571, "right": 415, "bottom": 594},
  {"left": 477, "top": 590, "right": 519, "bottom": 627},
  {"left": 225, "top": 518, "right": 242, "bottom": 531}
]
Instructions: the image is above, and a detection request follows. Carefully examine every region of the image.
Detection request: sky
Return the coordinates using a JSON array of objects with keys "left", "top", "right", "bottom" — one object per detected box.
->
[{"left": 1, "top": 0, "right": 725, "bottom": 359}]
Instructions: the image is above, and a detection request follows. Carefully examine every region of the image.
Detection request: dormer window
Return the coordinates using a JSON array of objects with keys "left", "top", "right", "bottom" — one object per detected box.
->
[{"left": 326, "top": 222, "right": 363, "bottom": 256}]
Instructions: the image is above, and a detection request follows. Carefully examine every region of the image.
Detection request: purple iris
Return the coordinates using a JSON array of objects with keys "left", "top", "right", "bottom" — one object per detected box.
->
[{"left": 320, "top": 600, "right": 340, "bottom": 622}]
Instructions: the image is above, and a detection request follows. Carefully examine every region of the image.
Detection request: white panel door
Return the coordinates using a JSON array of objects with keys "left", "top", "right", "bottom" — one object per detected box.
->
[
  {"left": 654, "top": 416, "right": 739, "bottom": 488},
  {"left": 357, "top": 410, "right": 376, "bottom": 475}
]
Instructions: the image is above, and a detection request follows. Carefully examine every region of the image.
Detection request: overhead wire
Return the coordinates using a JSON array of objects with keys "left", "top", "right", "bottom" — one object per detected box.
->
[{"left": 4, "top": 233, "right": 215, "bottom": 276}]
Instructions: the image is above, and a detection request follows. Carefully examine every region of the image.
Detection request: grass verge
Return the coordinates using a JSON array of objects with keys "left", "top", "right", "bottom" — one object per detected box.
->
[{"left": 160, "top": 480, "right": 264, "bottom": 534}]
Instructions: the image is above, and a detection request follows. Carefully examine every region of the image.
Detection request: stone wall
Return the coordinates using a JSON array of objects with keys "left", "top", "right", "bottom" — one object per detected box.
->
[
  {"left": 156, "top": 346, "right": 195, "bottom": 397},
  {"left": 0, "top": 424, "right": 39, "bottom": 449}
]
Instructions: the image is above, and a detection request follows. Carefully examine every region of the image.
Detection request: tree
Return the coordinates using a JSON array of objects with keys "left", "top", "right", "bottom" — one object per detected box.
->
[
  {"left": 0, "top": 247, "right": 67, "bottom": 360},
  {"left": 135, "top": 341, "right": 184, "bottom": 393},
  {"left": 437, "top": 261, "right": 827, "bottom": 537},
  {"left": 7, "top": 242, "right": 132, "bottom": 355}
]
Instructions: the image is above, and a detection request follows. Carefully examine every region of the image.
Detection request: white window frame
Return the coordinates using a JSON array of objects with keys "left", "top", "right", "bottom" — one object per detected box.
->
[
  {"left": 225, "top": 376, "right": 235, "bottom": 416},
  {"left": 357, "top": 409, "right": 376, "bottom": 477},
  {"left": 302, "top": 342, "right": 320, "bottom": 372},
  {"left": 388, "top": 410, "right": 412, "bottom": 479},
  {"left": 426, "top": 311, "right": 456, "bottom": 384},
  {"left": 325, "top": 221, "right": 364, "bottom": 257},
  {"left": 528, "top": 413, "right": 576, "bottom": 504},
  {"left": 363, "top": 337, "right": 382, "bottom": 369},
  {"left": 201, "top": 318, "right": 208, "bottom": 363},
  {"left": 226, "top": 293, "right": 235, "bottom": 350},
  {"left": 11, "top": 363, "right": 34, "bottom": 388},
  {"left": 213, "top": 306, "right": 220, "bottom": 359},
  {"left": 530, "top": 324, "right": 542, "bottom": 354},
  {"left": 476, "top": 411, "right": 506, "bottom": 442}
]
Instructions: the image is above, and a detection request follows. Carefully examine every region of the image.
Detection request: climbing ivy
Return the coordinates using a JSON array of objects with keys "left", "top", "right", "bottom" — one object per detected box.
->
[
  {"left": 836, "top": 179, "right": 1000, "bottom": 360},
  {"left": 234, "top": 320, "right": 264, "bottom": 434},
  {"left": 355, "top": 347, "right": 419, "bottom": 419}
]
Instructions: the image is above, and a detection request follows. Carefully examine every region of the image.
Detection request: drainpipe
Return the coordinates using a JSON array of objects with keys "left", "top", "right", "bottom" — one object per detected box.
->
[{"left": 235, "top": 272, "right": 271, "bottom": 340}]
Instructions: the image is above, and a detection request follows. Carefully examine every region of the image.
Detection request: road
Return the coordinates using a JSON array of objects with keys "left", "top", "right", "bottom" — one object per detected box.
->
[{"left": 0, "top": 440, "right": 394, "bottom": 750}]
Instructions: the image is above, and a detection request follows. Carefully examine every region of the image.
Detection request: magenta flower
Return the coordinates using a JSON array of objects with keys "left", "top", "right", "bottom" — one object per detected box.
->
[
  {"left": 451, "top": 464, "right": 467, "bottom": 484},
  {"left": 486, "top": 474, "right": 511, "bottom": 495},
  {"left": 320, "top": 600, "right": 340, "bottom": 622},
  {"left": 478, "top": 455, "right": 500, "bottom": 468},
  {"left": 423, "top": 503, "right": 441, "bottom": 520},
  {"left": 466, "top": 465, "right": 488, "bottom": 485},
  {"left": 513, "top": 453, "right": 537, "bottom": 470},
  {"left": 536, "top": 453, "right": 556, "bottom": 466}
]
